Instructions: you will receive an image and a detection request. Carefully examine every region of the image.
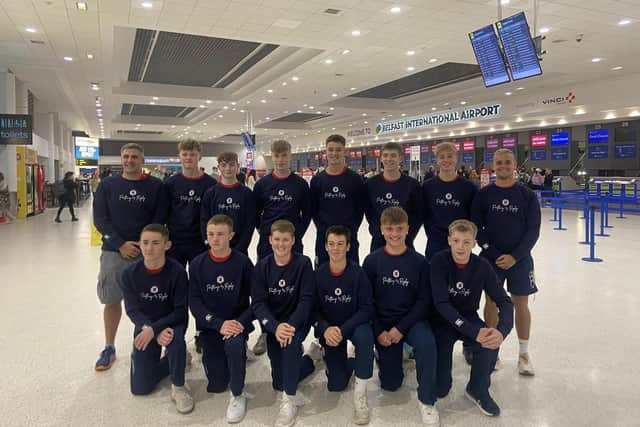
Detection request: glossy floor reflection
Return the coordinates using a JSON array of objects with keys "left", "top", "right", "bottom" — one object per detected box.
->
[{"left": 0, "top": 205, "right": 638, "bottom": 426}]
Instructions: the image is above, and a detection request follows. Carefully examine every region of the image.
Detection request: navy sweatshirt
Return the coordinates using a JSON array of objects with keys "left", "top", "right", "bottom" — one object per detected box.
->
[
  {"left": 430, "top": 251, "right": 513, "bottom": 339},
  {"left": 254, "top": 172, "right": 312, "bottom": 241},
  {"left": 364, "top": 174, "right": 423, "bottom": 244},
  {"left": 200, "top": 182, "right": 256, "bottom": 253},
  {"left": 188, "top": 249, "right": 254, "bottom": 332},
  {"left": 121, "top": 258, "right": 188, "bottom": 335},
  {"left": 422, "top": 176, "right": 477, "bottom": 245},
  {"left": 363, "top": 247, "right": 433, "bottom": 336},
  {"left": 93, "top": 174, "right": 166, "bottom": 252},
  {"left": 251, "top": 253, "right": 315, "bottom": 334},
  {"left": 310, "top": 167, "right": 365, "bottom": 233},
  {"left": 314, "top": 261, "right": 373, "bottom": 338},
  {"left": 164, "top": 173, "right": 217, "bottom": 245},
  {"left": 471, "top": 183, "right": 541, "bottom": 262}
]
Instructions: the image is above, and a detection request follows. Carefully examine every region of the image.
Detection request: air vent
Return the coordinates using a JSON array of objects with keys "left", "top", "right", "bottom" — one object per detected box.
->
[
  {"left": 324, "top": 8, "right": 341, "bottom": 14},
  {"left": 121, "top": 103, "right": 196, "bottom": 118},
  {"left": 270, "top": 113, "right": 332, "bottom": 123},
  {"left": 30, "top": 40, "right": 45, "bottom": 45},
  {"left": 116, "top": 130, "right": 163, "bottom": 135}
]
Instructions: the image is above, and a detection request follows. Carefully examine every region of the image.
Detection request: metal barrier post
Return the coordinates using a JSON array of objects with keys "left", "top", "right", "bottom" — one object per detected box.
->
[
  {"left": 550, "top": 197, "right": 559, "bottom": 222},
  {"left": 604, "top": 194, "right": 613, "bottom": 229},
  {"left": 580, "top": 201, "right": 590, "bottom": 245},
  {"left": 553, "top": 198, "right": 567, "bottom": 231},
  {"left": 596, "top": 197, "right": 610, "bottom": 237},
  {"left": 582, "top": 205, "right": 603, "bottom": 262},
  {"left": 617, "top": 196, "right": 626, "bottom": 219}
]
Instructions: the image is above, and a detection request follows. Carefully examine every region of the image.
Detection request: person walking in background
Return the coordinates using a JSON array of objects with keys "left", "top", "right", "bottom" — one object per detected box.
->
[{"left": 55, "top": 171, "right": 78, "bottom": 223}]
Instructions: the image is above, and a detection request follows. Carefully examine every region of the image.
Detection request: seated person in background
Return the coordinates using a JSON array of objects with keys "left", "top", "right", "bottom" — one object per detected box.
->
[
  {"left": 120, "top": 224, "right": 193, "bottom": 414},
  {"left": 189, "top": 214, "right": 254, "bottom": 423},
  {"left": 362, "top": 207, "right": 439, "bottom": 426},
  {"left": 314, "top": 225, "right": 374, "bottom": 425},
  {"left": 251, "top": 220, "right": 316, "bottom": 427},
  {"left": 430, "top": 219, "right": 513, "bottom": 417}
]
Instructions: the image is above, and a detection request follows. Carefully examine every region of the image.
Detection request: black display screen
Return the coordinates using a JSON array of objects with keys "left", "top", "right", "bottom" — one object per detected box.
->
[
  {"left": 496, "top": 12, "right": 543, "bottom": 81},
  {"left": 469, "top": 25, "right": 511, "bottom": 87}
]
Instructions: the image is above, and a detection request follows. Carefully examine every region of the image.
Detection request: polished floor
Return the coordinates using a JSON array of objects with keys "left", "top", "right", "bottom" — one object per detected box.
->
[{"left": 0, "top": 203, "right": 638, "bottom": 427}]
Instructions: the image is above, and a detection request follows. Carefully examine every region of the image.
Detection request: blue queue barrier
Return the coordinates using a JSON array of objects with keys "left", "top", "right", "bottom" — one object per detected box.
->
[{"left": 582, "top": 205, "right": 603, "bottom": 263}]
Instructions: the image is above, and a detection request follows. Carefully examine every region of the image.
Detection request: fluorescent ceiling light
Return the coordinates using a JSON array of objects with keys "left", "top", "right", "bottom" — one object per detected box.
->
[
  {"left": 618, "top": 19, "right": 631, "bottom": 26},
  {"left": 351, "top": 30, "right": 361, "bottom": 36},
  {"left": 406, "top": 50, "right": 415, "bottom": 56},
  {"left": 390, "top": 6, "right": 401, "bottom": 13},
  {"left": 76, "top": 2, "right": 88, "bottom": 11},
  {"left": 540, "top": 27, "right": 550, "bottom": 33},
  {"left": 26, "top": 28, "right": 37, "bottom": 33},
  {"left": 324, "top": 59, "right": 333, "bottom": 64},
  {"left": 611, "top": 66, "right": 623, "bottom": 71},
  {"left": 63, "top": 56, "right": 73, "bottom": 61},
  {"left": 591, "top": 57, "right": 603, "bottom": 63},
  {"left": 141, "top": 2, "right": 153, "bottom": 8},
  {"left": 87, "top": 54, "right": 94, "bottom": 59},
  {"left": 407, "top": 66, "right": 415, "bottom": 71}
]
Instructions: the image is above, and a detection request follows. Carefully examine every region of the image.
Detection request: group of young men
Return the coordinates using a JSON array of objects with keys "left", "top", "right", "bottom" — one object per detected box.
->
[{"left": 92, "top": 134, "right": 541, "bottom": 427}]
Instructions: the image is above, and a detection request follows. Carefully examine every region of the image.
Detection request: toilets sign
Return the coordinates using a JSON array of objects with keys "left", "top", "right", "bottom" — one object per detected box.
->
[
  {"left": 0, "top": 114, "right": 32, "bottom": 145},
  {"left": 374, "top": 103, "right": 501, "bottom": 135}
]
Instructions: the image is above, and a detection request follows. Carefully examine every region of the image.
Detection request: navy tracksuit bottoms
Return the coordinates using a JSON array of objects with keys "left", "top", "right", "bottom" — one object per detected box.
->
[
  {"left": 199, "top": 330, "right": 248, "bottom": 396},
  {"left": 320, "top": 323, "right": 374, "bottom": 391},
  {"left": 266, "top": 325, "right": 315, "bottom": 395}
]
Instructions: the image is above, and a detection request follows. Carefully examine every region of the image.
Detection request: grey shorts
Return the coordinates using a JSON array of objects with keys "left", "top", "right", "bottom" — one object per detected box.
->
[{"left": 97, "top": 250, "right": 139, "bottom": 304}]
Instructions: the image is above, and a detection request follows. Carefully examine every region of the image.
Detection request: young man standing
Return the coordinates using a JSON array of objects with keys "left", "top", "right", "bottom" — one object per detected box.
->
[
  {"left": 120, "top": 224, "right": 193, "bottom": 413},
  {"left": 310, "top": 134, "right": 365, "bottom": 266},
  {"left": 365, "top": 142, "right": 423, "bottom": 251},
  {"left": 200, "top": 152, "right": 256, "bottom": 255},
  {"left": 314, "top": 225, "right": 374, "bottom": 425},
  {"left": 164, "top": 139, "right": 217, "bottom": 266},
  {"left": 254, "top": 140, "right": 311, "bottom": 260},
  {"left": 93, "top": 143, "right": 166, "bottom": 371},
  {"left": 471, "top": 148, "right": 541, "bottom": 376},
  {"left": 422, "top": 142, "right": 477, "bottom": 261},
  {"left": 251, "top": 220, "right": 316, "bottom": 427},
  {"left": 189, "top": 214, "right": 254, "bottom": 423},
  {"left": 362, "top": 207, "right": 439, "bottom": 425},
  {"left": 431, "top": 220, "right": 513, "bottom": 417}
]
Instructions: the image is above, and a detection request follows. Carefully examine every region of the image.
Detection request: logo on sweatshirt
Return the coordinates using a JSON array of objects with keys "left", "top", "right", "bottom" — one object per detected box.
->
[
  {"left": 205, "top": 314, "right": 213, "bottom": 322},
  {"left": 382, "top": 269, "right": 410, "bottom": 288},
  {"left": 218, "top": 196, "right": 240, "bottom": 211},
  {"left": 334, "top": 288, "right": 342, "bottom": 296},
  {"left": 278, "top": 189, "right": 285, "bottom": 196},
  {"left": 179, "top": 189, "right": 201, "bottom": 204},
  {"left": 189, "top": 190, "right": 195, "bottom": 197},
  {"left": 206, "top": 276, "right": 235, "bottom": 292},
  {"left": 446, "top": 193, "right": 452, "bottom": 200},
  {"left": 270, "top": 189, "right": 293, "bottom": 203},
  {"left": 392, "top": 270, "right": 400, "bottom": 278},
  {"left": 325, "top": 287, "right": 352, "bottom": 304},
  {"left": 217, "top": 276, "right": 225, "bottom": 284},
  {"left": 455, "top": 318, "right": 464, "bottom": 327},
  {"left": 130, "top": 189, "right": 137, "bottom": 196},
  {"left": 436, "top": 192, "right": 461, "bottom": 208},
  {"left": 119, "top": 188, "right": 147, "bottom": 203},
  {"left": 491, "top": 198, "right": 519, "bottom": 214},
  {"left": 278, "top": 279, "right": 286, "bottom": 287},
  {"left": 449, "top": 281, "right": 471, "bottom": 297},
  {"left": 150, "top": 286, "right": 158, "bottom": 294},
  {"left": 226, "top": 197, "right": 233, "bottom": 204},
  {"left": 324, "top": 185, "right": 346, "bottom": 200},
  {"left": 502, "top": 199, "right": 509, "bottom": 206},
  {"left": 375, "top": 192, "right": 400, "bottom": 207},
  {"left": 386, "top": 193, "right": 393, "bottom": 199},
  {"left": 140, "top": 286, "right": 168, "bottom": 302},
  {"left": 269, "top": 279, "right": 294, "bottom": 296}
]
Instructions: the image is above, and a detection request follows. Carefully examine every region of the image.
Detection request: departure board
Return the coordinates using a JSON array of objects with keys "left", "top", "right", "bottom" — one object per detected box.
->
[
  {"left": 469, "top": 25, "right": 511, "bottom": 87},
  {"left": 496, "top": 12, "right": 543, "bottom": 81}
]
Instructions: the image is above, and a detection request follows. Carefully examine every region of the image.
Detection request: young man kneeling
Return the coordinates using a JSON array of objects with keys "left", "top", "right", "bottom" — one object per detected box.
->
[
  {"left": 121, "top": 224, "right": 194, "bottom": 413},
  {"left": 430, "top": 219, "right": 513, "bottom": 417},
  {"left": 189, "top": 214, "right": 254, "bottom": 423},
  {"left": 363, "top": 207, "right": 439, "bottom": 426},
  {"left": 251, "top": 220, "right": 316, "bottom": 427},
  {"left": 314, "top": 225, "right": 374, "bottom": 425}
]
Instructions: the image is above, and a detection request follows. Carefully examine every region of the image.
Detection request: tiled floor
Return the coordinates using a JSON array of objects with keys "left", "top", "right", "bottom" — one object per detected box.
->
[{"left": 1, "top": 204, "right": 638, "bottom": 426}]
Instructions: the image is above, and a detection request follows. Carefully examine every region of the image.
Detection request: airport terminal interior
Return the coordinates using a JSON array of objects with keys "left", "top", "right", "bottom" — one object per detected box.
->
[{"left": 1, "top": 0, "right": 640, "bottom": 426}]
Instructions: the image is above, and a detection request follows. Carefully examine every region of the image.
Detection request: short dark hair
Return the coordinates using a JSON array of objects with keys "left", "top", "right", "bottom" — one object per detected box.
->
[
  {"left": 380, "top": 206, "right": 408, "bottom": 226},
  {"left": 326, "top": 134, "right": 346, "bottom": 145},
  {"left": 207, "top": 214, "right": 234, "bottom": 230},
  {"left": 382, "top": 142, "right": 402, "bottom": 156},
  {"left": 218, "top": 152, "right": 239, "bottom": 164},
  {"left": 325, "top": 225, "right": 351, "bottom": 245},
  {"left": 140, "top": 223, "right": 170, "bottom": 240},
  {"left": 178, "top": 139, "right": 202, "bottom": 152}
]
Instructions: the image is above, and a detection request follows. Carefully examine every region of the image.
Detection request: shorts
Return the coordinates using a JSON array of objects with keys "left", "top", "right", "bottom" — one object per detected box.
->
[
  {"left": 97, "top": 250, "right": 139, "bottom": 304},
  {"left": 494, "top": 255, "right": 538, "bottom": 296}
]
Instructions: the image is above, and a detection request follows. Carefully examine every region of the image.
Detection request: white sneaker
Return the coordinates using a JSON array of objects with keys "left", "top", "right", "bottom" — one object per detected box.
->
[
  {"left": 493, "top": 357, "right": 502, "bottom": 371},
  {"left": 420, "top": 403, "right": 440, "bottom": 426},
  {"left": 275, "top": 394, "right": 298, "bottom": 427},
  {"left": 253, "top": 333, "right": 267, "bottom": 355},
  {"left": 306, "top": 339, "right": 324, "bottom": 363},
  {"left": 171, "top": 383, "right": 195, "bottom": 414},
  {"left": 226, "top": 393, "right": 247, "bottom": 423},
  {"left": 353, "top": 392, "right": 370, "bottom": 425},
  {"left": 518, "top": 354, "right": 535, "bottom": 376}
]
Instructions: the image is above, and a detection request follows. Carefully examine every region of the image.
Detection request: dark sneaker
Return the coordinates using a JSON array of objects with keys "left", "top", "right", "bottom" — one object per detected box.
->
[
  {"left": 55, "top": 218, "right": 62, "bottom": 223},
  {"left": 72, "top": 217, "right": 79, "bottom": 222},
  {"left": 194, "top": 333, "right": 202, "bottom": 354},
  {"left": 465, "top": 386, "right": 500, "bottom": 417},
  {"left": 95, "top": 346, "right": 116, "bottom": 371},
  {"left": 462, "top": 346, "right": 473, "bottom": 365}
]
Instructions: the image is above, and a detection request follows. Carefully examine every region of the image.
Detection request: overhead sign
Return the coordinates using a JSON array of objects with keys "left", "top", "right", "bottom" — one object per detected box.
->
[
  {"left": 551, "top": 147, "right": 569, "bottom": 161},
  {"left": 588, "top": 145, "right": 609, "bottom": 159},
  {"left": 588, "top": 129, "right": 609, "bottom": 144},
  {"left": 462, "top": 152, "right": 474, "bottom": 163},
  {"left": 0, "top": 114, "right": 33, "bottom": 145},
  {"left": 531, "top": 149, "right": 547, "bottom": 160},
  {"left": 463, "top": 141, "right": 475, "bottom": 151},
  {"left": 551, "top": 132, "right": 569, "bottom": 146},
  {"left": 615, "top": 144, "right": 636, "bottom": 159},
  {"left": 346, "top": 127, "right": 372, "bottom": 138},
  {"left": 530, "top": 134, "right": 548, "bottom": 147},
  {"left": 486, "top": 138, "right": 499, "bottom": 149},
  {"left": 374, "top": 103, "right": 502, "bottom": 135},
  {"left": 502, "top": 137, "right": 516, "bottom": 148}
]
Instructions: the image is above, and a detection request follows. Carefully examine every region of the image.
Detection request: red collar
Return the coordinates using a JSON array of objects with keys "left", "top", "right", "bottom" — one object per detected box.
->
[
  {"left": 122, "top": 173, "right": 148, "bottom": 181},
  {"left": 144, "top": 264, "right": 165, "bottom": 275},
  {"left": 181, "top": 172, "right": 205, "bottom": 181},
  {"left": 455, "top": 262, "right": 468, "bottom": 269},
  {"left": 209, "top": 250, "right": 232, "bottom": 263},
  {"left": 329, "top": 263, "right": 347, "bottom": 276},
  {"left": 326, "top": 166, "right": 347, "bottom": 176},
  {"left": 383, "top": 246, "right": 408, "bottom": 256},
  {"left": 218, "top": 181, "right": 240, "bottom": 189}
]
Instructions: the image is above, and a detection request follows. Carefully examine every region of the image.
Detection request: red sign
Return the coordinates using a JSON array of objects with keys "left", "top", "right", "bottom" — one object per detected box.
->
[
  {"left": 530, "top": 134, "right": 548, "bottom": 147},
  {"left": 462, "top": 141, "right": 475, "bottom": 151},
  {"left": 403, "top": 146, "right": 411, "bottom": 154}
]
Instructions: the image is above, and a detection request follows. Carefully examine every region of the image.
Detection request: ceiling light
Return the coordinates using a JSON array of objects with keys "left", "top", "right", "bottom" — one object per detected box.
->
[
  {"left": 171, "top": 125, "right": 176, "bottom": 128},
  {"left": 449, "top": 131, "right": 455, "bottom": 137},
  {"left": 205, "top": 100, "right": 212, "bottom": 104},
  {"left": 282, "top": 82, "right": 288, "bottom": 86},
  {"left": 342, "top": 49, "right": 351, "bottom": 55},
  {"left": 199, "top": 104, "right": 205, "bottom": 108},
  {"left": 540, "top": 120, "right": 547, "bottom": 126},
  {"left": 605, "top": 112, "right": 616, "bottom": 120},
  {"left": 460, "top": 101, "right": 467, "bottom": 105},
  {"left": 443, "top": 102, "right": 449, "bottom": 106},
  {"left": 618, "top": 19, "right": 631, "bottom": 26},
  {"left": 136, "top": 123, "right": 141, "bottom": 126},
  {"left": 218, "top": 115, "right": 223, "bottom": 118},
  {"left": 540, "top": 27, "right": 550, "bottom": 34},
  {"left": 500, "top": 0, "right": 510, "bottom": 4},
  {"left": 223, "top": 106, "right": 229, "bottom": 109},
  {"left": 503, "top": 124, "right": 510, "bottom": 130},
  {"left": 362, "top": 113, "right": 367, "bottom": 116},
  {"left": 515, "top": 117, "right": 523, "bottom": 122},
  {"left": 612, "top": 66, "right": 623, "bottom": 71},
  {"left": 505, "top": 91, "right": 512, "bottom": 96},
  {"left": 364, "top": 121, "right": 368, "bottom": 124},
  {"left": 489, "top": 127, "right": 495, "bottom": 132},
  {"left": 575, "top": 108, "right": 586, "bottom": 115},
  {"left": 431, "top": 107, "right": 437, "bottom": 111},
  {"left": 267, "top": 89, "right": 274, "bottom": 93},
  {"left": 407, "top": 66, "right": 415, "bottom": 71},
  {"left": 350, "top": 87, "right": 356, "bottom": 91},
  {"left": 152, "top": 96, "right": 158, "bottom": 101},
  {"left": 351, "top": 30, "right": 361, "bottom": 36},
  {"left": 433, "top": 128, "right": 438, "bottom": 133},
  {"left": 240, "top": 109, "right": 245, "bottom": 113},
  {"left": 141, "top": 2, "right": 153, "bottom": 8},
  {"left": 591, "top": 57, "right": 603, "bottom": 63},
  {"left": 76, "top": 2, "right": 88, "bottom": 11},
  {"left": 517, "top": 86, "right": 524, "bottom": 90},
  {"left": 406, "top": 50, "right": 415, "bottom": 56},
  {"left": 149, "top": 101, "right": 155, "bottom": 105},
  {"left": 291, "top": 76, "right": 299, "bottom": 81},
  {"left": 324, "top": 59, "right": 334, "bottom": 64},
  {"left": 329, "top": 107, "right": 335, "bottom": 110},
  {"left": 63, "top": 56, "right": 73, "bottom": 61},
  {"left": 309, "top": 106, "right": 314, "bottom": 109},
  {"left": 390, "top": 6, "right": 401, "bottom": 13},
  {"left": 629, "top": 111, "right": 640, "bottom": 117},
  {"left": 558, "top": 118, "right": 567, "bottom": 124},
  {"left": 297, "top": 110, "right": 302, "bottom": 113},
  {"left": 401, "top": 113, "right": 406, "bottom": 117},
  {"left": 332, "top": 93, "right": 338, "bottom": 97},
  {"left": 26, "top": 28, "right": 37, "bottom": 33},
  {"left": 87, "top": 53, "right": 94, "bottom": 59}
]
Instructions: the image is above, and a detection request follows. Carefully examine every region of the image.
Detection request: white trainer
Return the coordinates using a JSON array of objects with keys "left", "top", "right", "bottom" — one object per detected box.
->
[
  {"left": 275, "top": 394, "right": 298, "bottom": 427},
  {"left": 226, "top": 393, "right": 247, "bottom": 423},
  {"left": 493, "top": 357, "right": 502, "bottom": 371},
  {"left": 353, "top": 392, "right": 370, "bottom": 425},
  {"left": 420, "top": 402, "right": 440, "bottom": 426},
  {"left": 171, "top": 383, "right": 195, "bottom": 414},
  {"left": 518, "top": 354, "right": 535, "bottom": 376},
  {"left": 306, "top": 339, "right": 324, "bottom": 362}
]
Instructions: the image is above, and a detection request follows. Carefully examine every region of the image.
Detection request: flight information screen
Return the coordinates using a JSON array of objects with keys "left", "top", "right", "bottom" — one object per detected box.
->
[
  {"left": 469, "top": 24, "right": 511, "bottom": 87},
  {"left": 496, "top": 12, "right": 543, "bottom": 81}
]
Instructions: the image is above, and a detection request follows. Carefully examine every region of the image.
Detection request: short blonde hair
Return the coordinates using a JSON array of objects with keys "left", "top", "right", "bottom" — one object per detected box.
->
[
  {"left": 435, "top": 142, "right": 457, "bottom": 157},
  {"left": 494, "top": 148, "right": 515, "bottom": 159},
  {"left": 448, "top": 219, "right": 477, "bottom": 238},
  {"left": 178, "top": 139, "right": 202, "bottom": 152},
  {"left": 380, "top": 207, "right": 408, "bottom": 226},
  {"left": 271, "top": 140, "right": 291, "bottom": 154},
  {"left": 271, "top": 219, "right": 295, "bottom": 236}
]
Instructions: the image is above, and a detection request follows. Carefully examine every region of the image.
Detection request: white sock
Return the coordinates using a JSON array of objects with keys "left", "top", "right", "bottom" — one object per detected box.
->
[
  {"left": 354, "top": 377, "right": 368, "bottom": 396},
  {"left": 519, "top": 339, "right": 529, "bottom": 356}
]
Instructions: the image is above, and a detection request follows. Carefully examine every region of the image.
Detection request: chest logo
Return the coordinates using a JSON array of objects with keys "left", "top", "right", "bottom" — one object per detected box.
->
[
  {"left": 385, "top": 192, "right": 393, "bottom": 199},
  {"left": 216, "top": 276, "right": 225, "bottom": 284},
  {"left": 150, "top": 286, "right": 158, "bottom": 294},
  {"left": 129, "top": 189, "right": 137, "bottom": 196},
  {"left": 226, "top": 197, "right": 233, "bottom": 204},
  {"left": 456, "top": 281, "right": 464, "bottom": 290},
  {"left": 392, "top": 270, "right": 400, "bottom": 278},
  {"left": 502, "top": 199, "right": 510, "bottom": 206},
  {"left": 332, "top": 186, "right": 340, "bottom": 193},
  {"left": 334, "top": 288, "right": 342, "bottom": 296},
  {"left": 188, "top": 189, "right": 195, "bottom": 196},
  {"left": 278, "top": 189, "right": 285, "bottom": 196},
  {"left": 278, "top": 279, "right": 286, "bottom": 288},
  {"left": 445, "top": 193, "right": 453, "bottom": 200}
]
